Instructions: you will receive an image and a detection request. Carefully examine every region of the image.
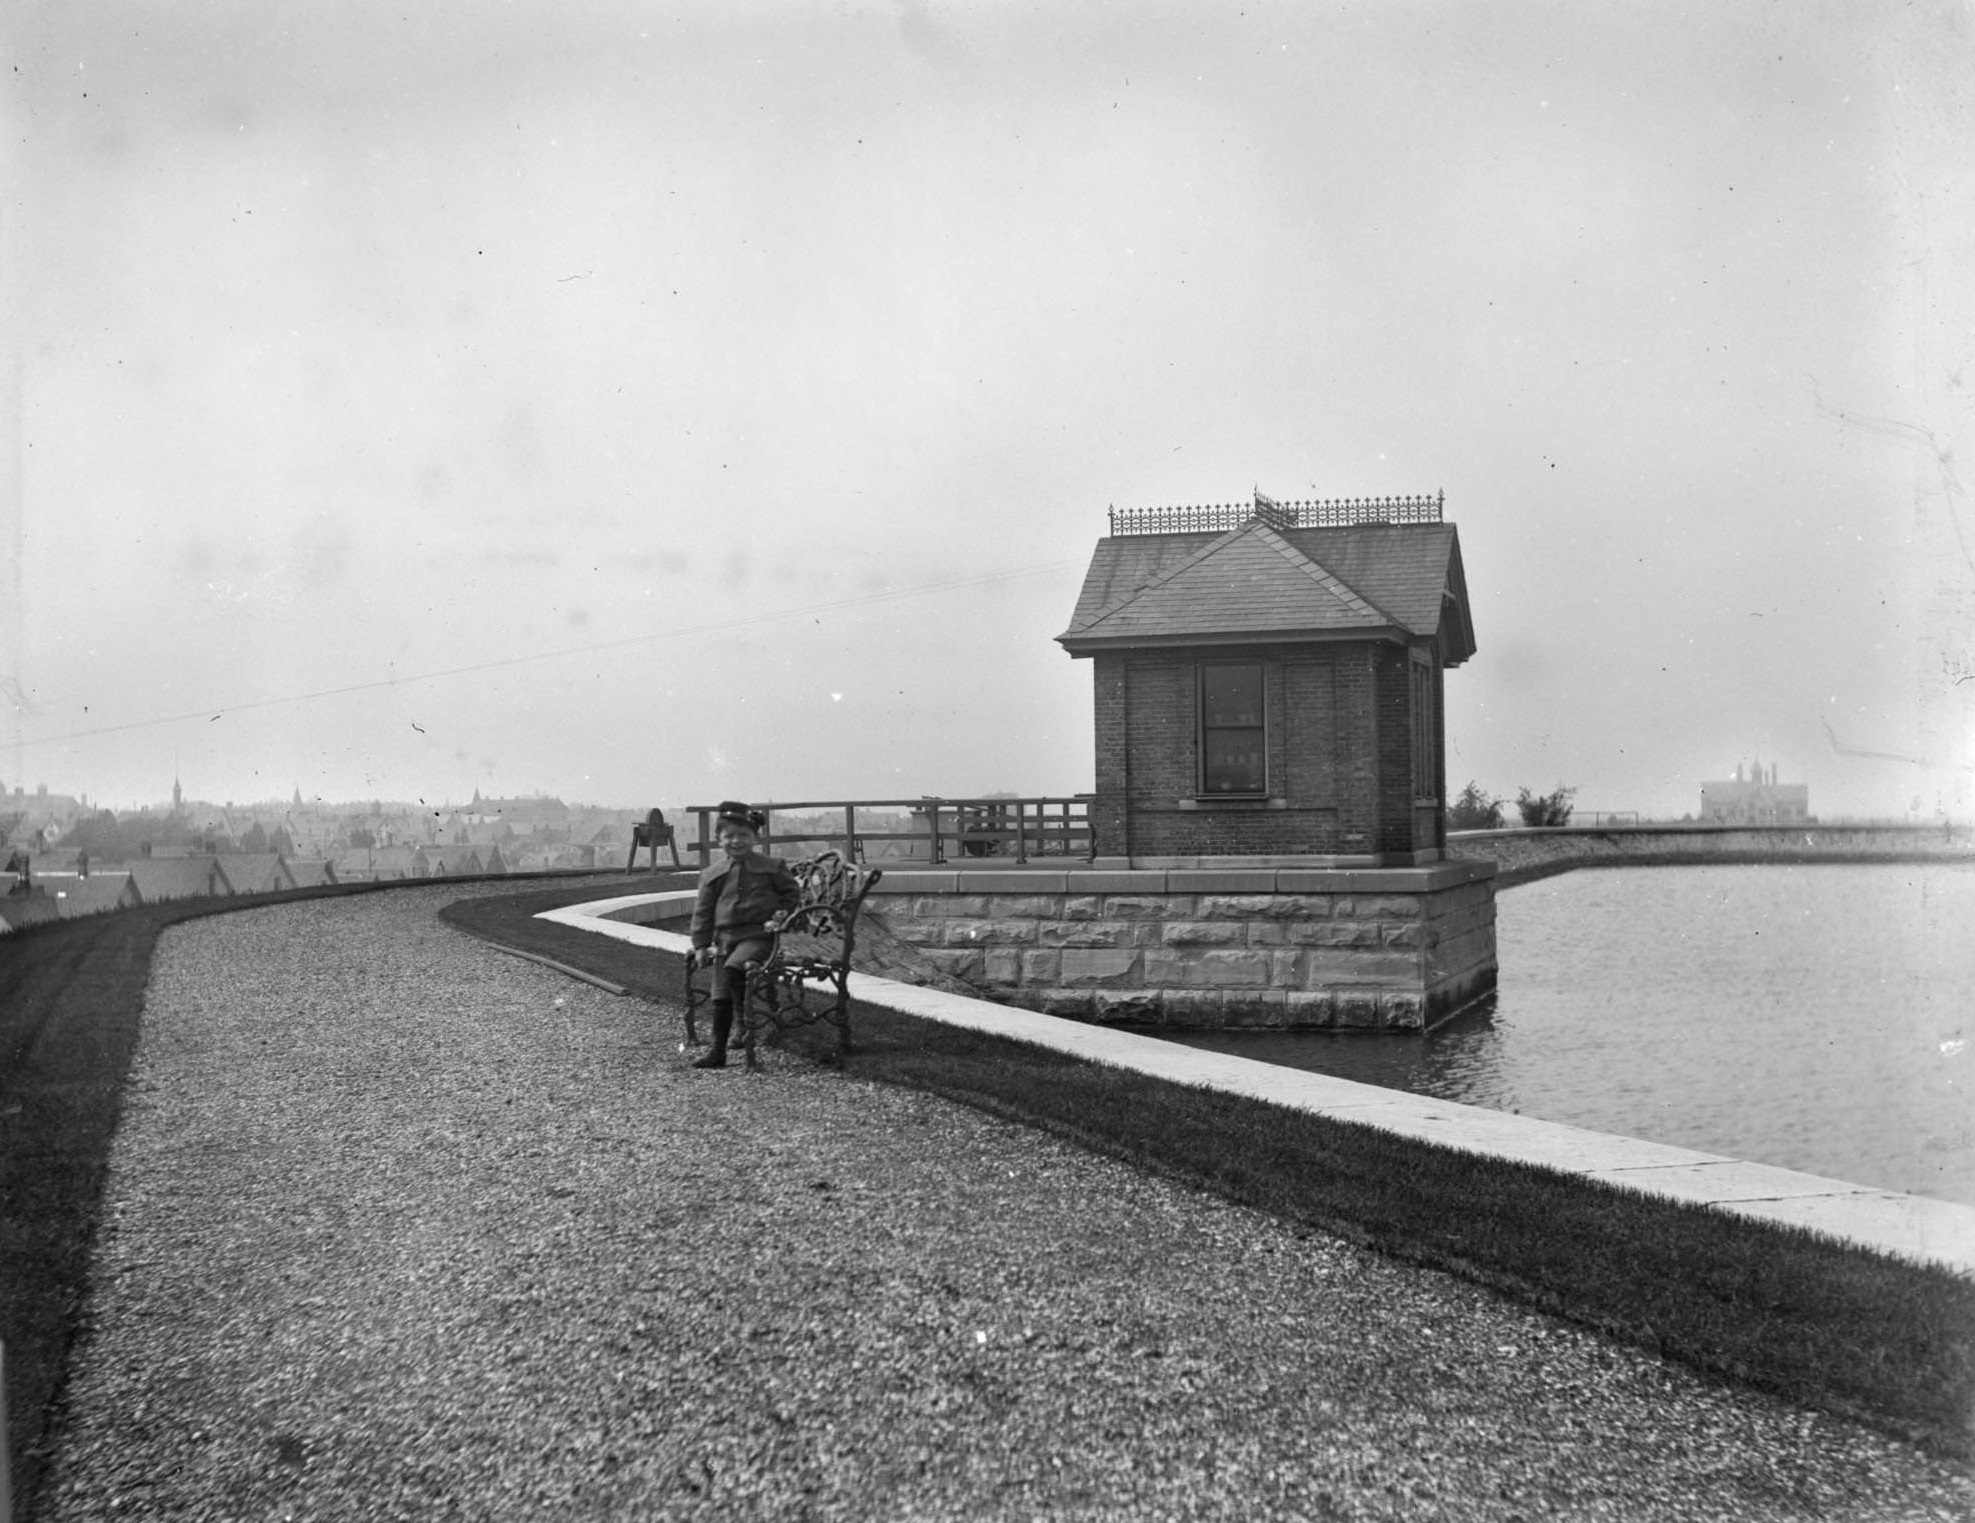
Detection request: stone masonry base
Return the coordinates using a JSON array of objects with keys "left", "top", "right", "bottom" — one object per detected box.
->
[{"left": 863, "top": 861, "right": 1497, "bottom": 1032}]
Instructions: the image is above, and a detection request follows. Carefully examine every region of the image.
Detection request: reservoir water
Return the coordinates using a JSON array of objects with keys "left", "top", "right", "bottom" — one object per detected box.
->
[{"left": 1154, "top": 862, "right": 1975, "bottom": 1207}]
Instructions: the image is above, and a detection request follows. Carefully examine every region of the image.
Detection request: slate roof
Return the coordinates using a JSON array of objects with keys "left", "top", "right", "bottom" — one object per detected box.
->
[
  {"left": 41, "top": 873, "right": 137, "bottom": 918},
  {"left": 215, "top": 854, "right": 295, "bottom": 895},
  {"left": 286, "top": 858, "right": 339, "bottom": 888},
  {"left": 426, "top": 845, "right": 486, "bottom": 875},
  {"left": 126, "top": 857, "right": 224, "bottom": 902},
  {"left": 0, "top": 893, "right": 61, "bottom": 932},
  {"left": 1058, "top": 518, "right": 1474, "bottom": 664}
]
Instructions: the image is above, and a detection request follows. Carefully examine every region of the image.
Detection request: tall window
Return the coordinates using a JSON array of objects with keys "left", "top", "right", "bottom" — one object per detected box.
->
[
  {"left": 1199, "top": 663, "right": 1266, "bottom": 794},
  {"left": 1410, "top": 656, "right": 1436, "bottom": 799}
]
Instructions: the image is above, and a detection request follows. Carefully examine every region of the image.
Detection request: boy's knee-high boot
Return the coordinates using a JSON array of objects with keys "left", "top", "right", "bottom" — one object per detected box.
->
[{"left": 693, "top": 1002, "right": 732, "bottom": 1068}]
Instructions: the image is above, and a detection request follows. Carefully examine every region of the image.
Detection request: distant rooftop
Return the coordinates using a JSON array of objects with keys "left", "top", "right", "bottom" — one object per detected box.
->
[{"left": 1108, "top": 488, "right": 1444, "bottom": 538}]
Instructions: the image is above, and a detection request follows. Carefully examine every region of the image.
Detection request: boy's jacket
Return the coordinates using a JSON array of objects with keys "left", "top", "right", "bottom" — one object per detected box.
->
[{"left": 690, "top": 852, "right": 801, "bottom": 947}]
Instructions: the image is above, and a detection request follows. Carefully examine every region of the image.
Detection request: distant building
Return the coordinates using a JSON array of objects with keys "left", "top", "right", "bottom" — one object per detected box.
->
[{"left": 1700, "top": 760, "right": 1811, "bottom": 824}]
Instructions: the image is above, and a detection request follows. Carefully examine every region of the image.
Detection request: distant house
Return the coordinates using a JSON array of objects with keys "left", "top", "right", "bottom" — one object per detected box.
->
[
  {"left": 1699, "top": 760, "right": 1811, "bottom": 825},
  {"left": 40, "top": 872, "right": 138, "bottom": 919},
  {"left": 359, "top": 845, "right": 424, "bottom": 881},
  {"left": 0, "top": 893, "right": 61, "bottom": 933},
  {"left": 126, "top": 857, "right": 226, "bottom": 903},
  {"left": 424, "top": 843, "right": 509, "bottom": 876},
  {"left": 216, "top": 853, "right": 298, "bottom": 896},
  {"left": 285, "top": 858, "right": 339, "bottom": 888}
]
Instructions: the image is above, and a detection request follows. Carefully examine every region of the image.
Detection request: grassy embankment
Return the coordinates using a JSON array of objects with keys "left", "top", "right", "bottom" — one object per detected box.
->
[{"left": 444, "top": 879, "right": 1975, "bottom": 1465}]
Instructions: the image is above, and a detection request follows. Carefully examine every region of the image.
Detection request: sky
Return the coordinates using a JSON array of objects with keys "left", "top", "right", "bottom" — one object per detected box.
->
[{"left": 3, "top": 0, "right": 1972, "bottom": 820}]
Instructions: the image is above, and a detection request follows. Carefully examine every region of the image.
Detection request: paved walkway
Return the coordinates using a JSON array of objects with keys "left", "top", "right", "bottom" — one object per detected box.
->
[
  {"left": 550, "top": 892, "right": 1975, "bottom": 1277},
  {"left": 38, "top": 889, "right": 1975, "bottom": 1520}
]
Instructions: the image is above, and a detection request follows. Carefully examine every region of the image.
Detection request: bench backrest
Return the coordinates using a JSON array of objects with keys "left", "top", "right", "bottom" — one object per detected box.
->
[
  {"left": 769, "top": 851, "right": 884, "bottom": 974},
  {"left": 788, "top": 851, "right": 877, "bottom": 914}
]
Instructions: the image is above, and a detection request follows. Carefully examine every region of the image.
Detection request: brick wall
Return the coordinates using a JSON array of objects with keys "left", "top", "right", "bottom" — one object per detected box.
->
[{"left": 1092, "top": 642, "right": 1447, "bottom": 860}]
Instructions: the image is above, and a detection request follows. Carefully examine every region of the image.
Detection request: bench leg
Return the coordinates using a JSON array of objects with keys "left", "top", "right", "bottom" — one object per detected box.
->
[
  {"left": 681, "top": 960, "right": 706, "bottom": 1047},
  {"left": 834, "top": 979, "right": 853, "bottom": 1057}
]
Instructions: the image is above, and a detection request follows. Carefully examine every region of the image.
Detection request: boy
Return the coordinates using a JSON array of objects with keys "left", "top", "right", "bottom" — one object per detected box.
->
[{"left": 688, "top": 801, "right": 800, "bottom": 1068}]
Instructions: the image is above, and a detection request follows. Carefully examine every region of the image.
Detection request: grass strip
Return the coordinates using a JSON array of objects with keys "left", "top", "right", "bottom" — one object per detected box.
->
[{"left": 443, "top": 879, "right": 1975, "bottom": 1463}]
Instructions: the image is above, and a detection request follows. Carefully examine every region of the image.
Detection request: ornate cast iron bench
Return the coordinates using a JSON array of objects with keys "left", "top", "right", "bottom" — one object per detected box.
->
[{"left": 682, "top": 851, "right": 885, "bottom": 1069}]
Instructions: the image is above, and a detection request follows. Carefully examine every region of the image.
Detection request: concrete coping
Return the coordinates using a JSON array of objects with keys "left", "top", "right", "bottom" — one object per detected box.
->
[
  {"left": 540, "top": 891, "right": 1975, "bottom": 1276},
  {"left": 862, "top": 859, "right": 1496, "bottom": 896}
]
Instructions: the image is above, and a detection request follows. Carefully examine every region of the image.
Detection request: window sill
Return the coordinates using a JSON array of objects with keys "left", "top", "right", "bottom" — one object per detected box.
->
[{"left": 1177, "top": 796, "right": 1288, "bottom": 811}]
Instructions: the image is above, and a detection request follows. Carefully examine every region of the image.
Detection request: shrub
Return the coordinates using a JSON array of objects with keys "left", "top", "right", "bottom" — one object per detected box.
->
[
  {"left": 1516, "top": 784, "right": 1577, "bottom": 827},
  {"left": 1448, "top": 781, "right": 1505, "bottom": 830}
]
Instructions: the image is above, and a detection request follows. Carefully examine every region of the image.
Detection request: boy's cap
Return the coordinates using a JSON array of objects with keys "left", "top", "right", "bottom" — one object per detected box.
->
[{"left": 715, "top": 801, "right": 765, "bottom": 832}]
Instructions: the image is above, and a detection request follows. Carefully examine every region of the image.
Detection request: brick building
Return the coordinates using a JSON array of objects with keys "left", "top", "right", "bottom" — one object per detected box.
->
[
  {"left": 1699, "top": 760, "right": 1811, "bottom": 825},
  {"left": 1057, "top": 492, "right": 1476, "bottom": 867}
]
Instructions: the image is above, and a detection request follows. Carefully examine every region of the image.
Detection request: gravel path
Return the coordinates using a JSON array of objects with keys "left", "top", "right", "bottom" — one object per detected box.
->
[{"left": 36, "top": 887, "right": 1975, "bottom": 1521}]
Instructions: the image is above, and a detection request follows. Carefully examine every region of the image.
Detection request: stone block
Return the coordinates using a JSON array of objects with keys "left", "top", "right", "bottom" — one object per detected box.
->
[
  {"left": 1245, "top": 920, "right": 1290, "bottom": 946},
  {"left": 1162, "top": 921, "right": 1246, "bottom": 947},
  {"left": 1287, "top": 921, "right": 1382, "bottom": 948},
  {"left": 1274, "top": 871, "right": 1349, "bottom": 893},
  {"left": 982, "top": 948, "right": 1023, "bottom": 986},
  {"left": 871, "top": 871, "right": 956, "bottom": 895},
  {"left": 1091, "top": 990, "right": 1161, "bottom": 1024},
  {"left": 1038, "top": 988, "right": 1093, "bottom": 1017},
  {"left": 1059, "top": 895, "right": 1104, "bottom": 920},
  {"left": 1379, "top": 991, "right": 1427, "bottom": 1030},
  {"left": 924, "top": 948, "right": 986, "bottom": 982},
  {"left": 1199, "top": 893, "right": 1315, "bottom": 920},
  {"left": 1141, "top": 949, "right": 1190, "bottom": 985},
  {"left": 944, "top": 919, "right": 1036, "bottom": 946},
  {"left": 1198, "top": 893, "right": 1275, "bottom": 919},
  {"left": 915, "top": 894, "right": 989, "bottom": 918},
  {"left": 1283, "top": 990, "right": 1336, "bottom": 1028},
  {"left": 1335, "top": 990, "right": 1381, "bottom": 1029},
  {"left": 1222, "top": 991, "right": 1288, "bottom": 1027},
  {"left": 1306, "top": 950, "right": 1421, "bottom": 982},
  {"left": 1169, "top": 870, "right": 1277, "bottom": 892},
  {"left": 1189, "top": 950, "right": 1274, "bottom": 987},
  {"left": 1381, "top": 923, "right": 1433, "bottom": 949},
  {"left": 1071, "top": 872, "right": 1167, "bottom": 894},
  {"left": 1061, "top": 949, "right": 1141, "bottom": 987},
  {"left": 959, "top": 871, "right": 1068, "bottom": 895},
  {"left": 878, "top": 917, "right": 945, "bottom": 946},
  {"left": 987, "top": 894, "right": 1066, "bottom": 919},
  {"left": 1132, "top": 921, "right": 1168, "bottom": 947},
  {"left": 1269, "top": 950, "right": 1304, "bottom": 984},
  {"left": 1039, "top": 920, "right": 1132, "bottom": 948},
  {"left": 1359, "top": 895, "right": 1422, "bottom": 916},
  {"left": 1020, "top": 949, "right": 1063, "bottom": 983},
  {"left": 1158, "top": 990, "right": 1223, "bottom": 1026},
  {"left": 1105, "top": 895, "right": 1190, "bottom": 919}
]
